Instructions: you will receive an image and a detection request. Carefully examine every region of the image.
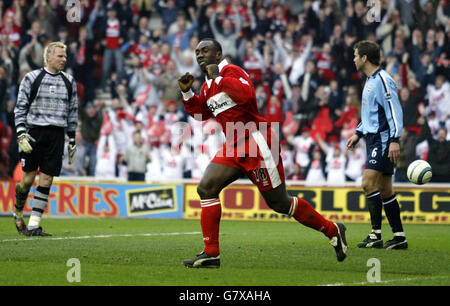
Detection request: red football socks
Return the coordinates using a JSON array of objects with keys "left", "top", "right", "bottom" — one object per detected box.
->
[
  {"left": 200, "top": 198, "right": 222, "bottom": 257},
  {"left": 289, "top": 197, "right": 338, "bottom": 239}
]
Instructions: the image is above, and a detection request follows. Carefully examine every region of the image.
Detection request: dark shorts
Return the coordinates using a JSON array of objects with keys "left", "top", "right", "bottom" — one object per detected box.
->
[
  {"left": 19, "top": 126, "right": 65, "bottom": 177},
  {"left": 364, "top": 131, "right": 394, "bottom": 175}
]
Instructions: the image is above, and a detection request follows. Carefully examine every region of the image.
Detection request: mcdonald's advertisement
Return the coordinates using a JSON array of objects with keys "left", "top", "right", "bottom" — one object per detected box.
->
[
  {"left": 0, "top": 180, "right": 184, "bottom": 218},
  {"left": 184, "top": 183, "right": 450, "bottom": 224}
]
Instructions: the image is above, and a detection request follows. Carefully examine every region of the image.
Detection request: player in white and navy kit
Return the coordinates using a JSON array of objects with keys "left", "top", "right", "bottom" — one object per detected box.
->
[{"left": 347, "top": 40, "right": 407, "bottom": 250}]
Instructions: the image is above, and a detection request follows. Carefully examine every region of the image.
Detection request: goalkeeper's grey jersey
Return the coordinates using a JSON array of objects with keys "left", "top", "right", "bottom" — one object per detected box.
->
[{"left": 14, "top": 68, "right": 78, "bottom": 134}]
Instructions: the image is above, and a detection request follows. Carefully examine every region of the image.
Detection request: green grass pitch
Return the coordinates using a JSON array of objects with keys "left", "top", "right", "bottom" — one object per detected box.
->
[{"left": 0, "top": 217, "right": 449, "bottom": 286}]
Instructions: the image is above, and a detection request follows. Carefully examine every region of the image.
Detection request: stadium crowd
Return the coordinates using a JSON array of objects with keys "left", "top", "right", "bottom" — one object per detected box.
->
[{"left": 0, "top": 0, "right": 449, "bottom": 183}]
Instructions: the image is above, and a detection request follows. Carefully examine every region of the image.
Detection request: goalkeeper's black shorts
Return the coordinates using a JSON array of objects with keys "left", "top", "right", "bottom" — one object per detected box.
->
[{"left": 19, "top": 125, "right": 65, "bottom": 177}]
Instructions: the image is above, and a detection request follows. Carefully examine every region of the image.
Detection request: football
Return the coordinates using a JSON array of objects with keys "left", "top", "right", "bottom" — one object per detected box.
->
[{"left": 407, "top": 160, "right": 432, "bottom": 185}]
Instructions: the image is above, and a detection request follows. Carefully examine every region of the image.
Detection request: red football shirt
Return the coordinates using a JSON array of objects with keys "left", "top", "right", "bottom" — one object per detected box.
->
[
  {"left": 182, "top": 59, "right": 268, "bottom": 144},
  {"left": 182, "top": 60, "right": 285, "bottom": 190}
]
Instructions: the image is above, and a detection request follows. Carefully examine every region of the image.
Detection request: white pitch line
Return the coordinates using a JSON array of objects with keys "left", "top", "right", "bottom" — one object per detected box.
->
[
  {"left": 319, "top": 275, "right": 449, "bottom": 286},
  {"left": 0, "top": 231, "right": 201, "bottom": 243}
]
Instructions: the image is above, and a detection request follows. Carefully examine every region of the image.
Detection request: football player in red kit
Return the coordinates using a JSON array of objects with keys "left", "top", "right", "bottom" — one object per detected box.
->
[{"left": 178, "top": 38, "right": 348, "bottom": 268}]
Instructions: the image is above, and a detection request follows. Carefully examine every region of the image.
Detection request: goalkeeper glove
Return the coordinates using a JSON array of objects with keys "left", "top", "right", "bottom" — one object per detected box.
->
[
  {"left": 68, "top": 138, "right": 76, "bottom": 165},
  {"left": 17, "top": 131, "right": 35, "bottom": 154}
]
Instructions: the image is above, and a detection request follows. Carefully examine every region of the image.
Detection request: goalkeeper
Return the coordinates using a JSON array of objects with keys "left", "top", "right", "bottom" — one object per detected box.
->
[{"left": 13, "top": 42, "right": 78, "bottom": 236}]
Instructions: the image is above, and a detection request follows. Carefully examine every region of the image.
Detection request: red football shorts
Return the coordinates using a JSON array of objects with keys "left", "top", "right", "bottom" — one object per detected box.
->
[{"left": 211, "top": 128, "right": 285, "bottom": 191}]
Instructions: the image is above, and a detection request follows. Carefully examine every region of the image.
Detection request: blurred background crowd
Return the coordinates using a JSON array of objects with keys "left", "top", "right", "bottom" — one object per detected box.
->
[{"left": 0, "top": 0, "right": 449, "bottom": 183}]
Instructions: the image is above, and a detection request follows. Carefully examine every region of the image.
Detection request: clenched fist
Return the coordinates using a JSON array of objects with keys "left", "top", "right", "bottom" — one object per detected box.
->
[
  {"left": 178, "top": 72, "right": 194, "bottom": 92},
  {"left": 205, "top": 64, "right": 219, "bottom": 80}
]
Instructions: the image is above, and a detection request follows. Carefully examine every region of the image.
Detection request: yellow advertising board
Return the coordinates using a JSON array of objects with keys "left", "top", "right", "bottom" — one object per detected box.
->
[{"left": 184, "top": 183, "right": 450, "bottom": 224}]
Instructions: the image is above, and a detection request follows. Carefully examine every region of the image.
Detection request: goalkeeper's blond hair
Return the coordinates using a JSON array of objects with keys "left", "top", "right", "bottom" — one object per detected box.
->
[{"left": 43, "top": 42, "right": 67, "bottom": 66}]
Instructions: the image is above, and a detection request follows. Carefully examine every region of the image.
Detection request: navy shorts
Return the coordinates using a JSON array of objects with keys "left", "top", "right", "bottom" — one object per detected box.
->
[{"left": 364, "top": 131, "right": 394, "bottom": 175}]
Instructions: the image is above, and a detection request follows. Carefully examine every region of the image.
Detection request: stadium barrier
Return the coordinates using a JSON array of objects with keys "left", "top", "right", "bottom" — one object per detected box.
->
[
  {"left": 0, "top": 178, "right": 449, "bottom": 224},
  {"left": 0, "top": 179, "right": 183, "bottom": 219},
  {"left": 185, "top": 181, "right": 450, "bottom": 224}
]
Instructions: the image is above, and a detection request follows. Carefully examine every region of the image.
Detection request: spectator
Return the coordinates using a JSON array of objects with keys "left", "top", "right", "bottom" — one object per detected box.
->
[
  {"left": 146, "top": 142, "right": 163, "bottom": 180},
  {"left": 129, "top": 64, "right": 160, "bottom": 108},
  {"left": 163, "top": 100, "right": 184, "bottom": 145},
  {"left": 0, "top": 36, "right": 18, "bottom": 98},
  {"left": 314, "top": 42, "right": 335, "bottom": 83},
  {"left": 410, "top": 29, "right": 444, "bottom": 86},
  {"left": 181, "top": 35, "right": 200, "bottom": 72},
  {"left": 100, "top": 7, "right": 125, "bottom": 91},
  {"left": 280, "top": 139, "right": 295, "bottom": 178},
  {"left": 133, "top": 16, "right": 151, "bottom": 42},
  {"left": 155, "top": 42, "right": 172, "bottom": 75},
  {"left": 156, "top": 0, "right": 182, "bottom": 30},
  {"left": 209, "top": 5, "right": 241, "bottom": 59},
  {"left": 400, "top": 86, "right": 424, "bottom": 130},
  {"left": 161, "top": 144, "right": 186, "bottom": 180},
  {"left": 128, "top": 33, "right": 152, "bottom": 68},
  {"left": 317, "top": 136, "right": 346, "bottom": 184},
  {"left": 417, "top": 116, "right": 450, "bottom": 182},
  {"left": 328, "top": 79, "right": 344, "bottom": 114},
  {"left": 288, "top": 163, "right": 304, "bottom": 181},
  {"left": 255, "top": 82, "right": 269, "bottom": 115},
  {"left": 288, "top": 34, "right": 313, "bottom": 85},
  {"left": 86, "top": 0, "right": 106, "bottom": 41},
  {"left": 265, "top": 95, "right": 283, "bottom": 125},
  {"left": 95, "top": 134, "right": 117, "bottom": 179},
  {"left": 376, "top": 9, "right": 410, "bottom": 56},
  {"left": 156, "top": 60, "right": 183, "bottom": 108},
  {"left": 304, "top": 147, "right": 326, "bottom": 184},
  {"left": 297, "top": 60, "right": 320, "bottom": 108},
  {"left": 172, "top": 43, "right": 200, "bottom": 75},
  {"left": 164, "top": 11, "right": 198, "bottom": 51},
  {"left": 242, "top": 41, "right": 265, "bottom": 84},
  {"left": 113, "top": 0, "right": 134, "bottom": 30},
  {"left": 288, "top": 126, "right": 314, "bottom": 178},
  {"left": 79, "top": 101, "right": 103, "bottom": 176},
  {"left": 18, "top": 31, "right": 44, "bottom": 77},
  {"left": 70, "top": 26, "right": 96, "bottom": 102},
  {"left": 195, "top": 0, "right": 215, "bottom": 40},
  {"left": 1, "top": 0, "right": 23, "bottom": 28},
  {"left": 1, "top": 14, "right": 21, "bottom": 48},
  {"left": 47, "top": 0, "right": 66, "bottom": 30},
  {"left": 269, "top": 62, "right": 291, "bottom": 112},
  {"left": 56, "top": 26, "right": 71, "bottom": 46},
  {"left": 26, "top": 0, "right": 57, "bottom": 40},
  {"left": 334, "top": 92, "right": 359, "bottom": 141},
  {"left": 122, "top": 130, "right": 151, "bottom": 181},
  {"left": 416, "top": 0, "right": 438, "bottom": 34},
  {"left": 268, "top": 4, "right": 288, "bottom": 34},
  {"left": 425, "top": 74, "right": 450, "bottom": 124},
  {"left": 249, "top": 6, "right": 271, "bottom": 38}
]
